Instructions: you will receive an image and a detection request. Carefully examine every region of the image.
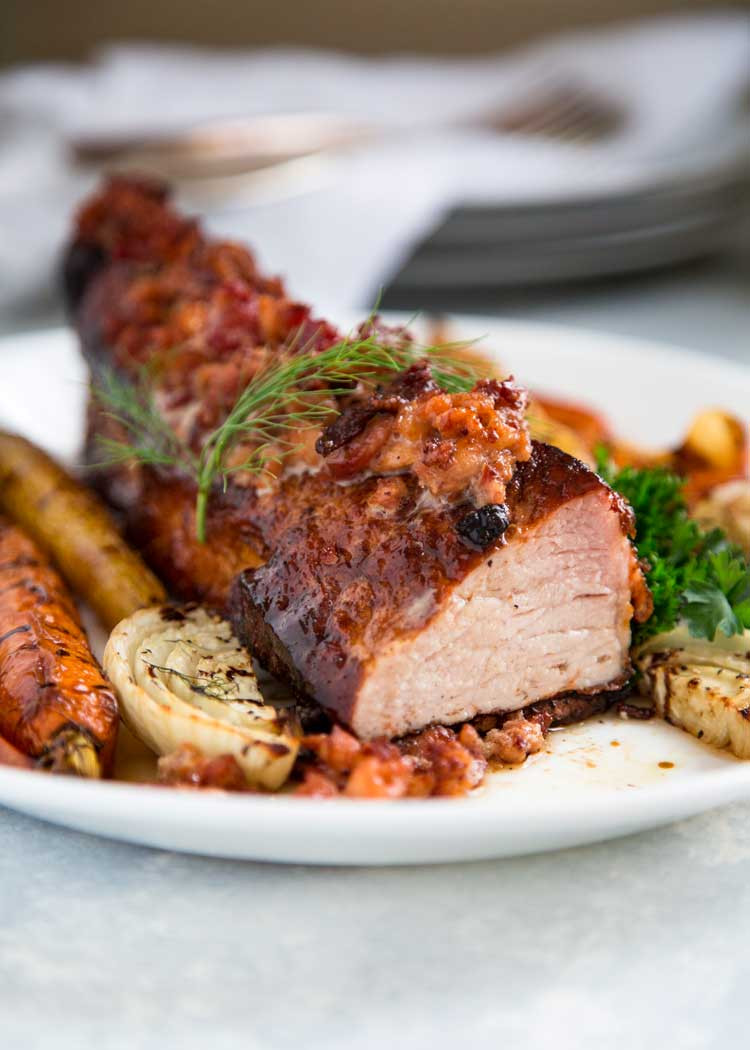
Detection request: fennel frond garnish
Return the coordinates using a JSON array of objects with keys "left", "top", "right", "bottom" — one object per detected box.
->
[{"left": 93, "top": 330, "right": 482, "bottom": 542}]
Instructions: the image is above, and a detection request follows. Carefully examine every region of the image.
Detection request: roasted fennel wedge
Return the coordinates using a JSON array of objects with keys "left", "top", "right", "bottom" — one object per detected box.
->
[
  {"left": 104, "top": 606, "right": 298, "bottom": 789},
  {"left": 635, "top": 625, "right": 750, "bottom": 758}
]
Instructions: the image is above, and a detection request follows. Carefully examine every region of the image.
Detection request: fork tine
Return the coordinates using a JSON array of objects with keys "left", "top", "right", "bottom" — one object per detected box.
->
[{"left": 486, "top": 83, "right": 624, "bottom": 143}]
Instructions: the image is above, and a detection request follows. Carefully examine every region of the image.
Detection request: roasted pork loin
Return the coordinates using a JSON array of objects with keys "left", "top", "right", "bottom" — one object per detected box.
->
[
  {"left": 232, "top": 443, "right": 644, "bottom": 738},
  {"left": 65, "top": 177, "right": 651, "bottom": 740}
]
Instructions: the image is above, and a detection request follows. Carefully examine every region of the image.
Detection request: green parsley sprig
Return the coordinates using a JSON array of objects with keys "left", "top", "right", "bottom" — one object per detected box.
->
[{"left": 596, "top": 451, "right": 750, "bottom": 643}]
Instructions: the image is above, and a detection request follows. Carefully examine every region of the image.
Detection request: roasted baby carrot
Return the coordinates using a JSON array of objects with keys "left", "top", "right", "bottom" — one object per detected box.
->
[
  {"left": 0, "top": 518, "right": 118, "bottom": 775},
  {"left": 0, "top": 731, "right": 33, "bottom": 769},
  {"left": 0, "top": 431, "right": 166, "bottom": 631}
]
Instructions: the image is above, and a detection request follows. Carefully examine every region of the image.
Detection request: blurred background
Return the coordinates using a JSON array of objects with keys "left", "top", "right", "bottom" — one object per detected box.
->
[
  {"left": 1, "top": 1, "right": 749, "bottom": 358},
  {"left": 0, "top": 0, "right": 741, "bottom": 60}
]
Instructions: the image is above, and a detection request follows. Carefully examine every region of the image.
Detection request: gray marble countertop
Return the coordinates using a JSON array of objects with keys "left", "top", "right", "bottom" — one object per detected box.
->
[{"left": 1, "top": 256, "right": 749, "bottom": 1050}]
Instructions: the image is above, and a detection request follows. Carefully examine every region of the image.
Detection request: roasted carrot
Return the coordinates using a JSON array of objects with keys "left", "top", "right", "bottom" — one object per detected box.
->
[
  {"left": 0, "top": 431, "right": 166, "bottom": 631},
  {"left": 533, "top": 394, "right": 612, "bottom": 452},
  {"left": 0, "top": 518, "right": 118, "bottom": 776},
  {"left": 0, "top": 732, "right": 32, "bottom": 770}
]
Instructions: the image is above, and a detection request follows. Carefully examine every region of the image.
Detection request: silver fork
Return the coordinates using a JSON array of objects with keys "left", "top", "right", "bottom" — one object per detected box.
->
[{"left": 476, "top": 80, "right": 625, "bottom": 143}]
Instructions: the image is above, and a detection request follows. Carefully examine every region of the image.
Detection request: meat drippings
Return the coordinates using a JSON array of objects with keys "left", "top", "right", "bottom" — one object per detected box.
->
[{"left": 151, "top": 689, "right": 621, "bottom": 797}]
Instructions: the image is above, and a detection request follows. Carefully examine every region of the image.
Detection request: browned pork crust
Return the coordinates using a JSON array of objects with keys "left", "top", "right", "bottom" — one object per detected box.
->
[{"left": 230, "top": 442, "right": 634, "bottom": 727}]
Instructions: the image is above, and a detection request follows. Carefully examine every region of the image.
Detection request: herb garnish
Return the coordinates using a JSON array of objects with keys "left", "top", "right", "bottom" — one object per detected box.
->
[
  {"left": 94, "top": 330, "right": 482, "bottom": 542},
  {"left": 596, "top": 451, "right": 750, "bottom": 643}
]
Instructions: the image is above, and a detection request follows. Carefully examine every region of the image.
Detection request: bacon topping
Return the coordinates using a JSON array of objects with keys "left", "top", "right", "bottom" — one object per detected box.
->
[
  {"left": 157, "top": 743, "right": 250, "bottom": 791},
  {"left": 483, "top": 717, "right": 546, "bottom": 765},
  {"left": 295, "top": 722, "right": 488, "bottom": 798},
  {"left": 74, "top": 177, "right": 339, "bottom": 443},
  {"left": 318, "top": 366, "right": 531, "bottom": 509}
]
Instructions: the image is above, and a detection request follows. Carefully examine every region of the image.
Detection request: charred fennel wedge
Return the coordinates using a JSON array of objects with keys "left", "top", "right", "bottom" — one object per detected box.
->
[
  {"left": 104, "top": 606, "right": 298, "bottom": 789},
  {"left": 635, "top": 626, "right": 750, "bottom": 758}
]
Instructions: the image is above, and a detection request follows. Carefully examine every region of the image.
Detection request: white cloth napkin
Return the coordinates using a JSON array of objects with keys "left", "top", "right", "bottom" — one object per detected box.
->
[{"left": 0, "top": 11, "right": 748, "bottom": 323}]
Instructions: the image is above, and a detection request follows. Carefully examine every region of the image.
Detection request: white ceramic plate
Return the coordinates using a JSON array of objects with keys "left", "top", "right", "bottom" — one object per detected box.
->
[{"left": 0, "top": 319, "right": 749, "bottom": 865}]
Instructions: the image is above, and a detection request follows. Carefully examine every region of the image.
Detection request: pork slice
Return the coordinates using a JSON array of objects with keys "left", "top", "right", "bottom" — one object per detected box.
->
[
  {"left": 231, "top": 443, "right": 645, "bottom": 740},
  {"left": 347, "top": 489, "right": 631, "bottom": 737}
]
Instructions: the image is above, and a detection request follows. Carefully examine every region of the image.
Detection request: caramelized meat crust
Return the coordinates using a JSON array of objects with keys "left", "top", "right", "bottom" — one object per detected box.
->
[{"left": 70, "top": 177, "right": 339, "bottom": 451}]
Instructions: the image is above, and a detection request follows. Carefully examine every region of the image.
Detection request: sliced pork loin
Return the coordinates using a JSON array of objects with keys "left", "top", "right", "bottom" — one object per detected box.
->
[{"left": 232, "top": 443, "right": 650, "bottom": 740}]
